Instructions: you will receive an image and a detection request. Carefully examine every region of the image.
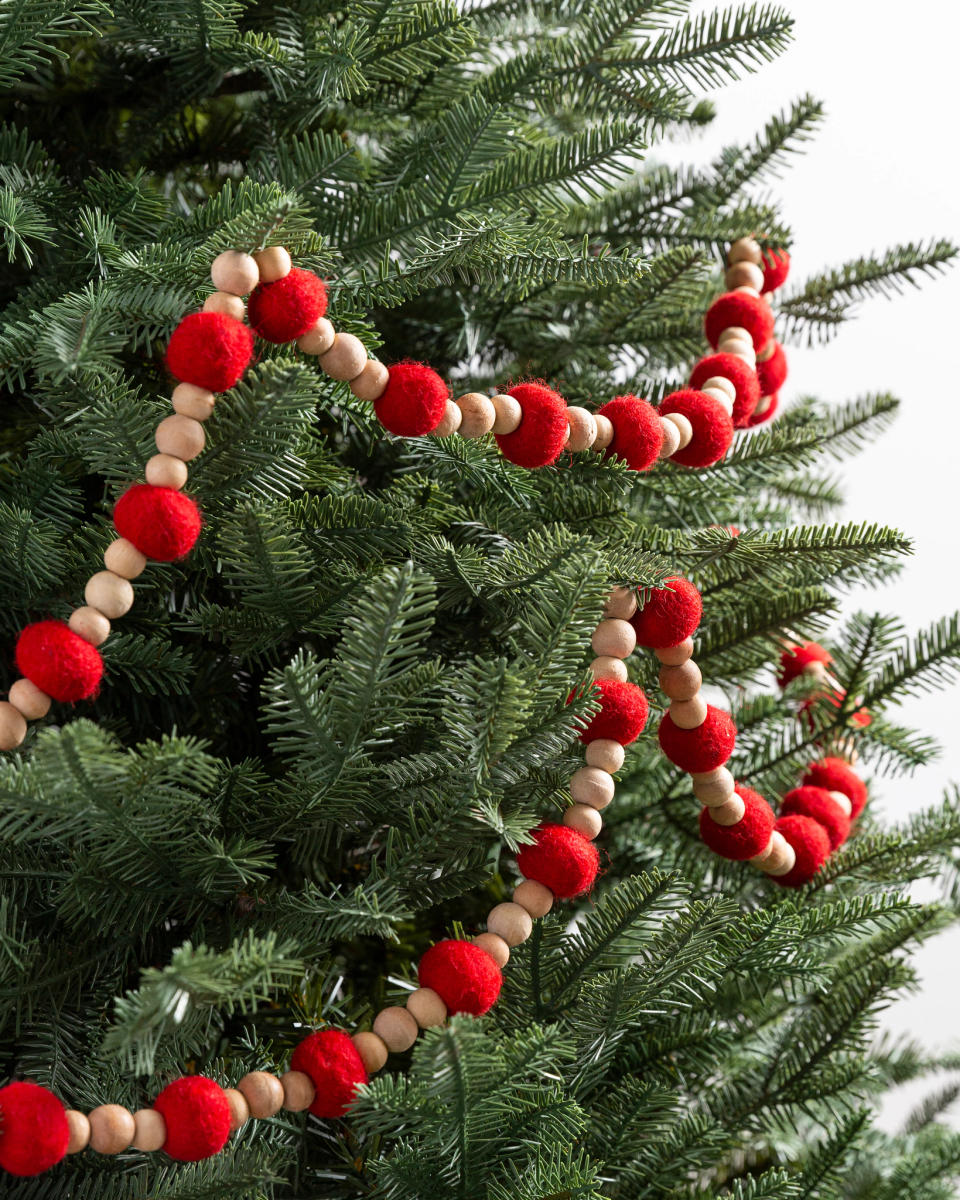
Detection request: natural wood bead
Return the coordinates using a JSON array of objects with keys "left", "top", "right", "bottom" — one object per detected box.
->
[
  {"left": 658, "top": 416, "right": 680, "bottom": 458},
  {"left": 722, "top": 340, "right": 754, "bottom": 362},
  {"left": 659, "top": 660, "right": 702, "bottom": 701},
  {"left": 156, "top": 414, "right": 205, "bottom": 461},
  {"left": 756, "top": 831, "right": 796, "bottom": 876},
  {"left": 238, "top": 1070, "right": 285, "bottom": 1118},
  {"left": 0, "top": 702, "right": 27, "bottom": 751},
  {"left": 433, "top": 399, "right": 463, "bottom": 436},
  {"left": 563, "top": 803, "right": 602, "bottom": 839},
  {"left": 734, "top": 285, "right": 761, "bottom": 298},
  {"left": 708, "top": 795, "right": 746, "bottom": 826},
  {"left": 692, "top": 766, "right": 736, "bottom": 806},
  {"left": 456, "top": 392, "right": 496, "bottom": 438},
  {"left": 88, "top": 1104, "right": 135, "bottom": 1154},
  {"left": 592, "top": 413, "right": 614, "bottom": 450},
  {"left": 717, "top": 325, "right": 750, "bottom": 347},
  {"left": 663, "top": 412, "right": 693, "bottom": 451},
  {"left": 570, "top": 765, "right": 615, "bottom": 810},
  {"left": 85, "top": 570, "right": 134, "bottom": 620},
  {"left": 211, "top": 249, "right": 260, "bottom": 295},
  {"left": 701, "top": 375, "right": 736, "bottom": 402},
  {"left": 829, "top": 789, "right": 853, "bottom": 817},
  {"left": 104, "top": 537, "right": 147, "bottom": 580},
  {"left": 145, "top": 453, "right": 188, "bottom": 490},
  {"left": 725, "top": 261, "right": 764, "bottom": 291},
  {"left": 69, "top": 605, "right": 111, "bottom": 646},
  {"left": 473, "top": 932, "right": 510, "bottom": 967},
  {"left": 512, "top": 879, "right": 553, "bottom": 918},
  {"left": 751, "top": 394, "right": 775, "bottom": 421},
  {"left": 669, "top": 695, "right": 708, "bottom": 729},
  {"left": 172, "top": 382, "right": 216, "bottom": 422},
  {"left": 604, "top": 586, "right": 637, "bottom": 621},
  {"left": 65, "top": 1109, "right": 90, "bottom": 1154},
  {"left": 486, "top": 901, "right": 532, "bottom": 947},
  {"left": 280, "top": 1070, "right": 316, "bottom": 1111},
  {"left": 406, "top": 987, "right": 448, "bottom": 1028},
  {"left": 654, "top": 638, "right": 694, "bottom": 667},
  {"left": 320, "top": 333, "right": 368, "bottom": 381},
  {"left": 373, "top": 1006, "right": 419, "bottom": 1053},
  {"left": 591, "top": 618, "right": 636, "bottom": 659},
  {"left": 728, "top": 237, "right": 763, "bottom": 266},
  {"left": 757, "top": 339, "right": 776, "bottom": 363},
  {"left": 585, "top": 738, "right": 624, "bottom": 773},
  {"left": 224, "top": 1087, "right": 249, "bottom": 1131},
  {"left": 491, "top": 393, "right": 522, "bottom": 434},
  {"left": 702, "top": 387, "right": 733, "bottom": 417},
  {"left": 8, "top": 678, "right": 51, "bottom": 720},
  {"left": 131, "top": 1108, "right": 166, "bottom": 1151},
  {"left": 590, "top": 655, "right": 628, "bottom": 682},
  {"left": 297, "top": 317, "right": 336, "bottom": 356},
  {"left": 565, "top": 406, "right": 597, "bottom": 451},
  {"left": 352, "top": 1030, "right": 389, "bottom": 1074},
  {"left": 350, "top": 359, "right": 389, "bottom": 401},
  {"left": 203, "top": 291, "right": 245, "bottom": 320},
  {"left": 803, "top": 659, "right": 828, "bottom": 680},
  {"left": 253, "top": 245, "right": 291, "bottom": 283}
]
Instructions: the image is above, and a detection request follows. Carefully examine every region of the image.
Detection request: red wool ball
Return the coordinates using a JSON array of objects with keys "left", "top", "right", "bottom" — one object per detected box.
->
[
  {"left": 0, "top": 1081, "right": 69, "bottom": 1177},
  {"left": 778, "top": 641, "right": 831, "bottom": 688},
  {"left": 629, "top": 576, "right": 702, "bottom": 649},
  {"left": 496, "top": 380, "right": 569, "bottom": 468},
  {"left": 761, "top": 248, "right": 790, "bottom": 293},
  {"left": 748, "top": 392, "right": 779, "bottom": 426},
  {"left": 247, "top": 267, "right": 327, "bottom": 343},
  {"left": 576, "top": 678, "right": 649, "bottom": 745},
  {"left": 699, "top": 784, "right": 775, "bottom": 861},
  {"left": 374, "top": 360, "right": 448, "bottom": 436},
  {"left": 114, "top": 484, "right": 201, "bottom": 562},
  {"left": 15, "top": 620, "right": 103, "bottom": 703},
  {"left": 772, "top": 813, "right": 831, "bottom": 888},
  {"left": 757, "top": 342, "right": 787, "bottom": 397},
  {"left": 802, "top": 756, "right": 868, "bottom": 818},
  {"left": 596, "top": 394, "right": 663, "bottom": 472},
  {"left": 704, "top": 290, "right": 774, "bottom": 352},
  {"left": 658, "top": 705, "right": 736, "bottom": 773},
  {"left": 153, "top": 1076, "right": 230, "bottom": 1162},
  {"left": 659, "top": 389, "right": 734, "bottom": 468},
  {"left": 418, "top": 939, "right": 503, "bottom": 1016},
  {"left": 516, "top": 823, "right": 600, "bottom": 899},
  {"left": 688, "top": 353, "right": 760, "bottom": 427},
  {"left": 291, "top": 1029, "right": 368, "bottom": 1119},
  {"left": 780, "top": 785, "right": 850, "bottom": 850},
  {"left": 166, "top": 312, "right": 254, "bottom": 392}
]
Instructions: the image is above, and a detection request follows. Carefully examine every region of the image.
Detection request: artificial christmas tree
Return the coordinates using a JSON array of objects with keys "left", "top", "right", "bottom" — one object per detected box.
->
[{"left": 2, "top": 2, "right": 960, "bottom": 1197}]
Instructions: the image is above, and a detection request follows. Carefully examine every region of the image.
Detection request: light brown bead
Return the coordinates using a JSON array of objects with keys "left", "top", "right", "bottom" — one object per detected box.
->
[
  {"left": 563, "top": 803, "right": 602, "bottom": 839},
  {"left": 145, "top": 453, "right": 188, "bottom": 490},
  {"left": 490, "top": 393, "right": 522, "bottom": 434},
  {"left": 85, "top": 570, "right": 134, "bottom": 620},
  {"left": 512, "top": 879, "right": 553, "bottom": 918},
  {"left": 319, "top": 333, "right": 367, "bottom": 381},
  {"left": 486, "top": 901, "right": 533, "bottom": 947},
  {"left": 701, "top": 375, "right": 736, "bottom": 402},
  {"left": 728, "top": 237, "right": 763, "bottom": 266},
  {"left": 707, "top": 795, "right": 746, "bottom": 826},
  {"left": 456, "top": 393, "right": 496, "bottom": 438},
  {"left": 202, "top": 291, "right": 245, "bottom": 320},
  {"left": 803, "top": 659, "right": 828, "bottom": 680},
  {"left": 373, "top": 1006, "right": 419, "bottom": 1053},
  {"left": 131, "top": 1108, "right": 166, "bottom": 1152},
  {"left": 473, "top": 932, "right": 510, "bottom": 967},
  {"left": 570, "top": 765, "right": 615, "bottom": 810},
  {"left": 65, "top": 1110, "right": 91, "bottom": 1154},
  {"left": 352, "top": 1030, "right": 389, "bottom": 1074},
  {"left": 224, "top": 1087, "right": 249, "bottom": 1132},
  {"left": 565, "top": 406, "right": 598, "bottom": 451},
  {"left": 669, "top": 695, "right": 708, "bottom": 729},
  {"left": 692, "top": 767, "right": 735, "bottom": 806},
  {"left": 238, "top": 1070, "right": 285, "bottom": 1118},
  {"left": 734, "top": 285, "right": 761, "bottom": 298},
  {"left": 211, "top": 250, "right": 260, "bottom": 295},
  {"left": 406, "top": 987, "right": 448, "bottom": 1028},
  {"left": 8, "top": 677, "right": 51, "bottom": 720},
  {"left": 590, "top": 655, "right": 628, "bottom": 682},
  {"left": 654, "top": 638, "right": 694, "bottom": 667},
  {"left": 829, "top": 789, "right": 853, "bottom": 817},
  {"left": 748, "top": 835, "right": 776, "bottom": 869},
  {"left": 725, "top": 261, "right": 764, "bottom": 291},
  {"left": 717, "top": 325, "right": 750, "bottom": 347},
  {"left": 349, "top": 359, "right": 389, "bottom": 402},
  {"left": 0, "top": 702, "right": 27, "bottom": 751},
  {"left": 585, "top": 738, "right": 624, "bottom": 773},
  {"left": 756, "top": 831, "right": 796, "bottom": 876},
  {"left": 297, "top": 317, "right": 336, "bottom": 356},
  {"left": 430, "top": 399, "right": 461, "bottom": 436},
  {"left": 171, "top": 382, "right": 216, "bottom": 422},
  {"left": 751, "top": 394, "right": 775, "bottom": 420},
  {"left": 603, "top": 586, "right": 637, "bottom": 621},
  {"left": 658, "top": 417, "right": 680, "bottom": 458},
  {"left": 659, "top": 660, "right": 702, "bottom": 701},
  {"left": 69, "top": 605, "right": 111, "bottom": 646},
  {"left": 104, "top": 537, "right": 147, "bottom": 580},
  {"left": 591, "top": 619, "right": 636, "bottom": 659},
  {"left": 280, "top": 1070, "right": 316, "bottom": 1112},
  {"left": 720, "top": 339, "right": 754, "bottom": 361},
  {"left": 592, "top": 413, "right": 614, "bottom": 450},
  {"left": 757, "top": 339, "right": 775, "bottom": 363},
  {"left": 156, "top": 414, "right": 205, "bottom": 461},
  {"left": 88, "top": 1104, "right": 135, "bottom": 1154},
  {"left": 663, "top": 412, "right": 692, "bottom": 451},
  {"left": 702, "top": 387, "right": 733, "bottom": 417},
  {"left": 253, "top": 246, "right": 291, "bottom": 283}
]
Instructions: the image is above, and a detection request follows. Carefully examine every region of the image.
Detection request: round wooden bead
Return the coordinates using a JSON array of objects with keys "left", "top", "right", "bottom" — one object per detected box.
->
[
  {"left": 734, "top": 285, "right": 761, "bottom": 298},
  {"left": 373, "top": 1006, "right": 419, "bottom": 1053},
  {"left": 728, "top": 237, "right": 763, "bottom": 266},
  {"left": 585, "top": 738, "right": 624, "bottom": 773},
  {"left": 238, "top": 1071, "right": 284, "bottom": 1119},
  {"left": 349, "top": 359, "right": 389, "bottom": 402},
  {"left": 297, "top": 317, "right": 336, "bottom": 356},
  {"left": 669, "top": 695, "right": 708, "bottom": 729},
  {"left": 156, "top": 414, "right": 205, "bottom": 461},
  {"left": 104, "top": 537, "right": 147, "bottom": 580},
  {"left": 757, "top": 339, "right": 776, "bottom": 363},
  {"left": 570, "top": 766, "right": 615, "bottom": 810},
  {"left": 590, "top": 656, "right": 628, "bottom": 682},
  {"left": 8, "top": 677, "right": 51, "bottom": 720},
  {"left": 717, "top": 325, "right": 751, "bottom": 347},
  {"left": 701, "top": 387, "right": 733, "bottom": 417},
  {"left": 211, "top": 250, "right": 260, "bottom": 296},
  {"left": 592, "top": 413, "right": 614, "bottom": 450},
  {"left": 0, "top": 702, "right": 27, "bottom": 751},
  {"left": 756, "top": 831, "right": 796, "bottom": 876},
  {"left": 65, "top": 1110, "right": 90, "bottom": 1154},
  {"left": 701, "top": 375, "right": 737, "bottom": 403},
  {"left": 456, "top": 393, "right": 496, "bottom": 438},
  {"left": 319, "top": 333, "right": 367, "bottom": 381},
  {"left": 88, "top": 1104, "right": 135, "bottom": 1154},
  {"left": 69, "top": 605, "right": 111, "bottom": 646},
  {"left": 604, "top": 586, "right": 637, "bottom": 621},
  {"left": 171, "top": 382, "right": 216, "bottom": 422},
  {"left": 253, "top": 246, "right": 292, "bottom": 283},
  {"left": 352, "top": 1030, "right": 389, "bottom": 1074},
  {"left": 486, "top": 901, "right": 533, "bottom": 947},
  {"left": 803, "top": 659, "right": 828, "bottom": 680},
  {"left": 85, "top": 570, "right": 134, "bottom": 620},
  {"left": 202, "top": 291, "right": 245, "bottom": 320},
  {"left": 433, "top": 399, "right": 463, "bottom": 436},
  {"left": 565, "top": 406, "right": 598, "bottom": 451},
  {"left": 720, "top": 338, "right": 754, "bottom": 360},
  {"left": 131, "top": 1108, "right": 166, "bottom": 1151},
  {"left": 707, "top": 795, "right": 746, "bottom": 826},
  {"left": 654, "top": 638, "right": 694, "bottom": 667},
  {"left": 406, "top": 987, "right": 448, "bottom": 1028},
  {"left": 223, "top": 1087, "right": 249, "bottom": 1132},
  {"left": 692, "top": 766, "right": 735, "bottom": 806},
  {"left": 563, "top": 803, "right": 602, "bottom": 839},
  {"left": 659, "top": 660, "right": 702, "bottom": 701},
  {"left": 829, "top": 789, "right": 853, "bottom": 817},
  {"left": 145, "top": 453, "right": 188, "bottom": 490},
  {"left": 512, "top": 879, "right": 553, "bottom": 918},
  {"left": 725, "top": 261, "right": 764, "bottom": 291},
  {"left": 280, "top": 1070, "right": 316, "bottom": 1112},
  {"left": 473, "top": 932, "right": 510, "bottom": 967},
  {"left": 490, "top": 393, "right": 522, "bottom": 434},
  {"left": 658, "top": 417, "right": 680, "bottom": 458},
  {"left": 663, "top": 411, "right": 693, "bottom": 450},
  {"left": 591, "top": 619, "right": 636, "bottom": 659}
]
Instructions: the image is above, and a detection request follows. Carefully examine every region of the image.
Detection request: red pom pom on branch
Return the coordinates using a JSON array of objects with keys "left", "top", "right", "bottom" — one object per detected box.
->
[
  {"left": 658, "top": 705, "right": 736, "bottom": 773},
  {"left": 704, "top": 291, "right": 774, "bottom": 352},
  {"left": 629, "top": 576, "right": 702, "bottom": 649},
  {"left": 516, "top": 823, "right": 600, "bottom": 899},
  {"left": 576, "top": 678, "right": 649, "bottom": 745},
  {"left": 113, "top": 484, "right": 201, "bottom": 562},
  {"left": 166, "top": 312, "right": 254, "bottom": 392},
  {"left": 802, "top": 757, "right": 868, "bottom": 818},
  {"left": 772, "top": 813, "right": 831, "bottom": 888},
  {"left": 689, "top": 353, "right": 760, "bottom": 427},
  {"left": 757, "top": 342, "right": 787, "bottom": 397},
  {"left": 15, "top": 620, "right": 103, "bottom": 703},
  {"left": 596, "top": 394, "right": 663, "bottom": 472},
  {"left": 152, "top": 1077, "right": 230, "bottom": 1163},
  {"left": 780, "top": 786, "right": 850, "bottom": 851},
  {"left": 291, "top": 1030, "right": 368, "bottom": 1119},
  {"left": 660, "top": 389, "right": 734, "bottom": 468},
  {"left": 761, "top": 248, "right": 790, "bottom": 293},
  {"left": 496, "top": 380, "right": 569, "bottom": 468},
  {"left": 0, "top": 1081, "right": 69, "bottom": 1177},
  {"left": 248, "top": 267, "right": 328, "bottom": 343},
  {"left": 778, "top": 641, "right": 831, "bottom": 688},
  {"left": 418, "top": 939, "right": 503, "bottom": 1015},
  {"left": 374, "top": 361, "right": 448, "bottom": 436},
  {"left": 699, "top": 784, "right": 775, "bottom": 861}
]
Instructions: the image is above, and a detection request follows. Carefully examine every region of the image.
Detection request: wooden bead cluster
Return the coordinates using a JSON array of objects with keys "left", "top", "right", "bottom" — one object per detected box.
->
[{"left": 725, "top": 235, "right": 786, "bottom": 423}]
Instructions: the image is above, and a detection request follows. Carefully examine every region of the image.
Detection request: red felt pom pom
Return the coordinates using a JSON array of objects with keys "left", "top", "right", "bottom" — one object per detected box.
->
[
  {"left": 576, "top": 678, "right": 649, "bottom": 745},
  {"left": 802, "top": 756, "right": 868, "bottom": 818},
  {"left": 166, "top": 312, "right": 254, "bottom": 392},
  {"left": 772, "top": 813, "right": 831, "bottom": 888},
  {"left": 247, "top": 267, "right": 328, "bottom": 344},
  {"left": 374, "top": 360, "right": 448, "bottom": 436},
  {"left": 0, "top": 1081, "right": 69, "bottom": 1177},
  {"left": 15, "top": 620, "right": 103, "bottom": 703},
  {"left": 596, "top": 394, "right": 663, "bottom": 472},
  {"left": 689, "top": 353, "right": 760, "bottom": 427},
  {"left": 780, "top": 785, "right": 850, "bottom": 851},
  {"left": 114, "top": 484, "right": 202, "bottom": 562},
  {"left": 153, "top": 1076, "right": 230, "bottom": 1162},
  {"left": 747, "top": 392, "right": 779, "bottom": 426},
  {"left": 291, "top": 1030, "right": 368, "bottom": 1119},
  {"left": 658, "top": 705, "right": 736, "bottom": 773},
  {"left": 798, "top": 687, "right": 871, "bottom": 731},
  {"left": 757, "top": 342, "right": 787, "bottom": 398},
  {"left": 778, "top": 641, "right": 831, "bottom": 688},
  {"left": 496, "top": 380, "right": 569, "bottom": 468},
  {"left": 699, "top": 784, "right": 775, "bottom": 860},
  {"left": 418, "top": 939, "right": 503, "bottom": 1015},
  {"left": 660, "top": 389, "right": 734, "bottom": 468},
  {"left": 704, "top": 290, "right": 774, "bottom": 352},
  {"left": 629, "top": 575, "right": 702, "bottom": 649},
  {"left": 516, "top": 823, "right": 600, "bottom": 899},
  {"left": 761, "top": 248, "right": 790, "bottom": 293}
]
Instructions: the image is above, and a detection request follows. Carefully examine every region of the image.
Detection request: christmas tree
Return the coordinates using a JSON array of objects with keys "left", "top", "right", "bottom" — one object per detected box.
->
[{"left": 2, "top": 2, "right": 960, "bottom": 1197}]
